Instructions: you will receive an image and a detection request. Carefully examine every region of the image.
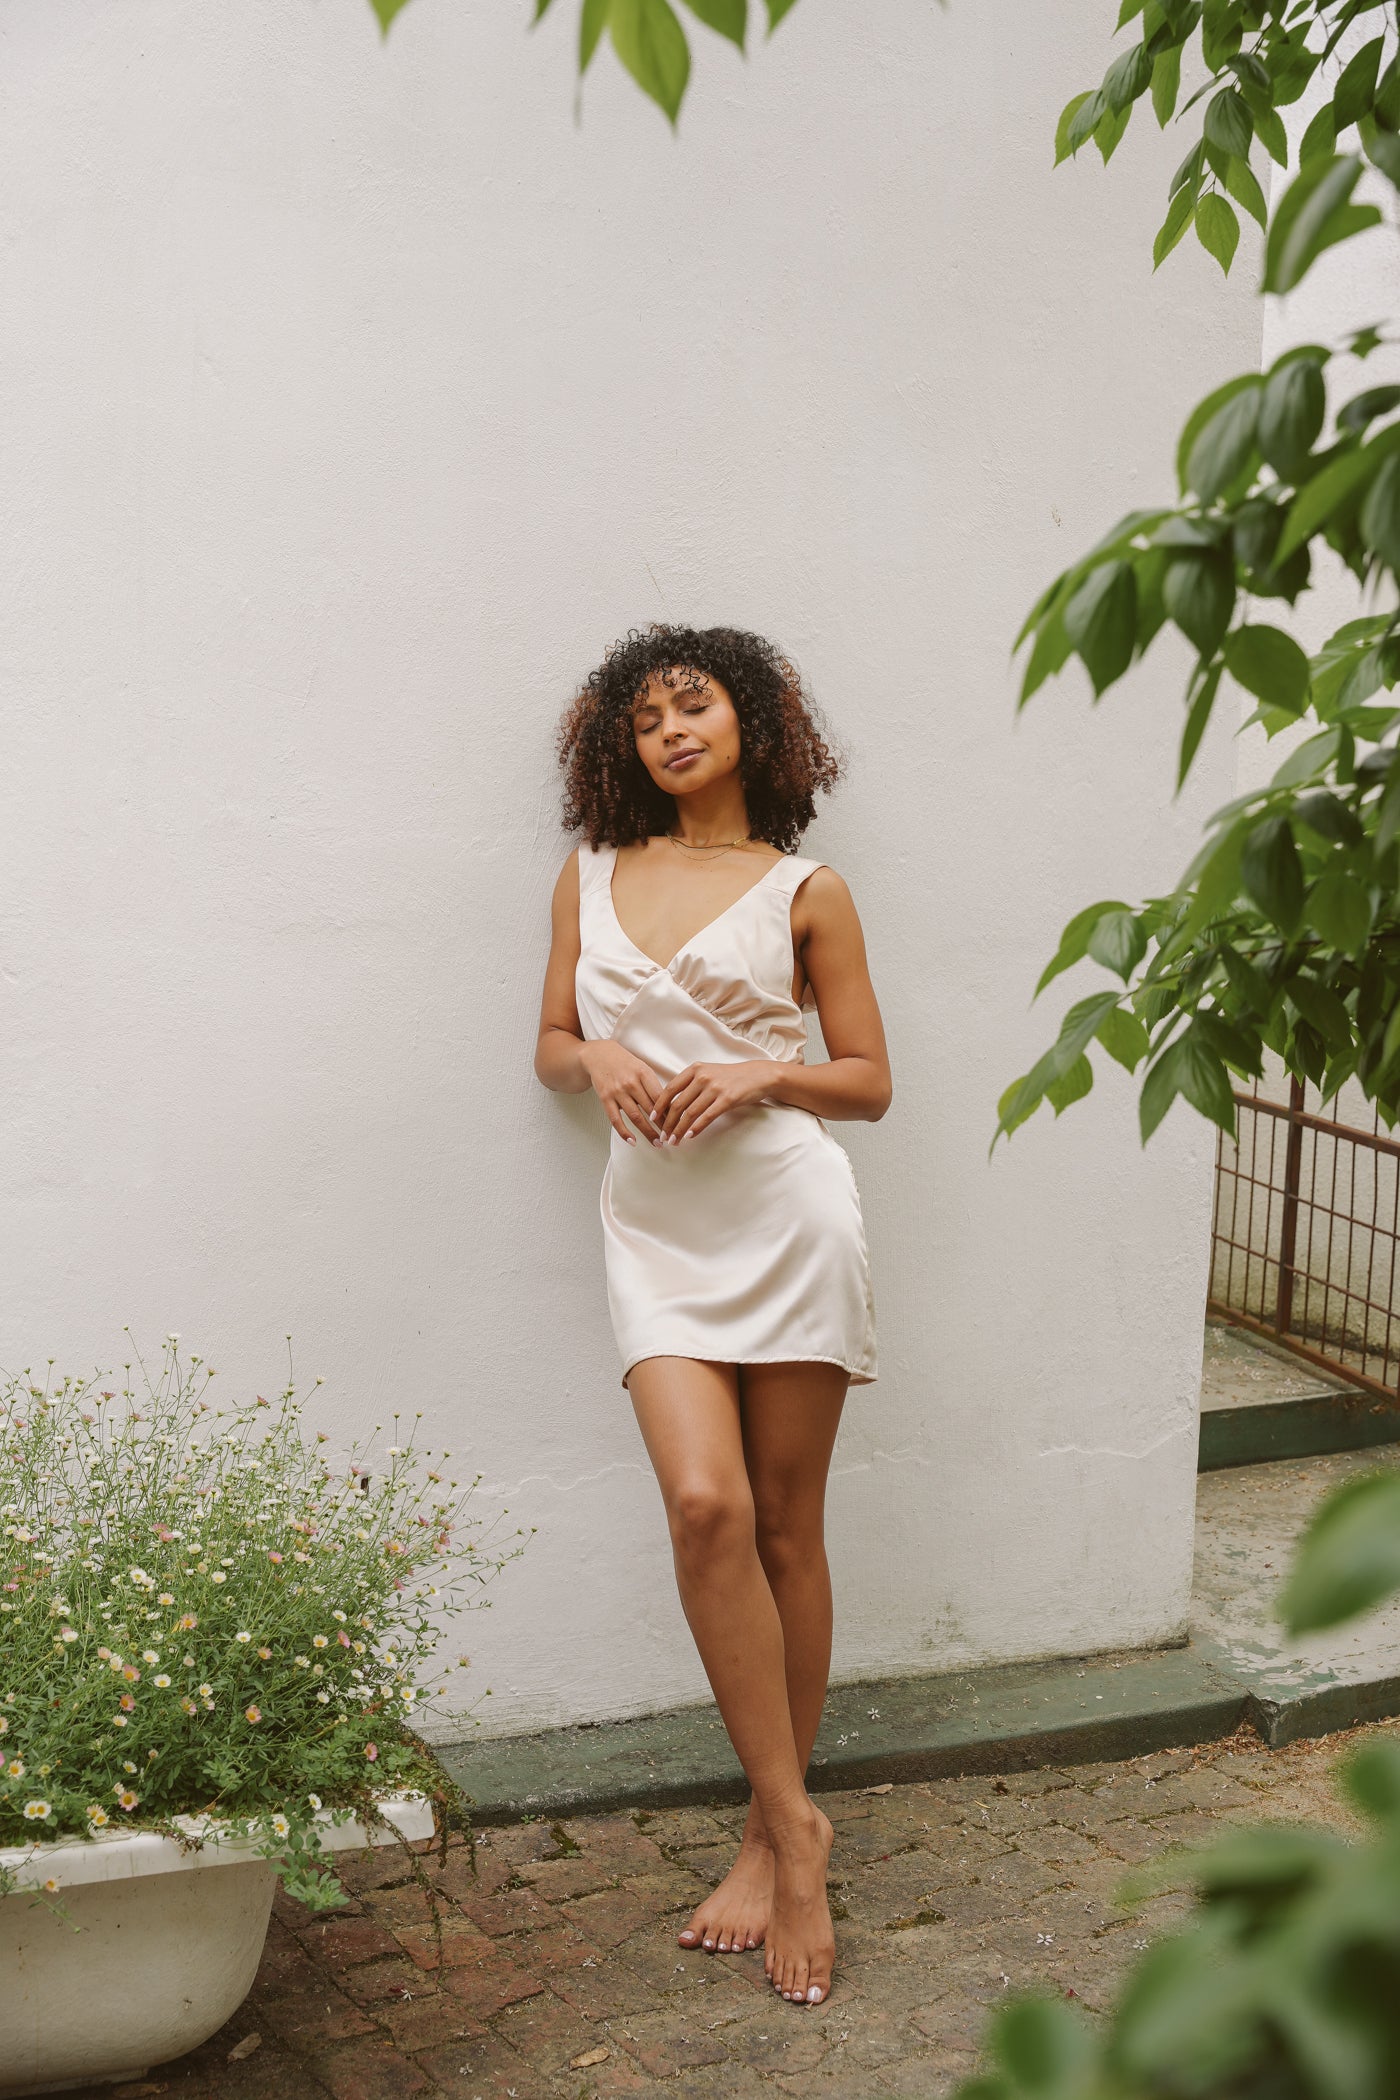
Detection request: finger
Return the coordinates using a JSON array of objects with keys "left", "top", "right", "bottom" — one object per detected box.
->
[
  {"left": 623, "top": 1095, "right": 660, "bottom": 1143},
  {"left": 680, "top": 1102, "right": 722, "bottom": 1142},
  {"left": 669, "top": 1089, "right": 717, "bottom": 1142},
  {"left": 659, "top": 1058, "right": 701, "bottom": 1125},
  {"left": 661, "top": 1082, "right": 706, "bottom": 1140},
  {"left": 607, "top": 1107, "right": 637, "bottom": 1145},
  {"left": 633, "top": 1063, "right": 665, "bottom": 1106}
]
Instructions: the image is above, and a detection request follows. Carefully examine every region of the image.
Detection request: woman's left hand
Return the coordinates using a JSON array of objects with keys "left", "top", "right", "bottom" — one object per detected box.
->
[{"left": 651, "top": 1060, "right": 780, "bottom": 1145}]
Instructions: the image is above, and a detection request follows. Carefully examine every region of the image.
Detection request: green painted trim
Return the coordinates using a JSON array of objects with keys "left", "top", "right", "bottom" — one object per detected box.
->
[
  {"left": 434, "top": 1644, "right": 1246, "bottom": 1825},
  {"left": 1199, "top": 1394, "right": 1400, "bottom": 1471}
]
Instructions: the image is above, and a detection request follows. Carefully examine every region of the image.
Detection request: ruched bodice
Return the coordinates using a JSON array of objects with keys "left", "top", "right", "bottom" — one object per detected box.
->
[{"left": 575, "top": 839, "right": 878, "bottom": 1390}]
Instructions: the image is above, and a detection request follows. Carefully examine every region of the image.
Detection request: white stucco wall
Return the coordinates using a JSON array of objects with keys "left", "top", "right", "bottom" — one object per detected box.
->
[{"left": 0, "top": 2, "right": 1259, "bottom": 1738}]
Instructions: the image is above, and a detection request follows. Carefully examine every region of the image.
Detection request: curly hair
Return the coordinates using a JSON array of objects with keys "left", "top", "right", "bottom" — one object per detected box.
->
[{"left": 556, "top": 624, "right": 843, "bottom": 854}]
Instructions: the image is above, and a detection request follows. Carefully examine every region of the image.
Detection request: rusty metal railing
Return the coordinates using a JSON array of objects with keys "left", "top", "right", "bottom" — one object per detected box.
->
[{"left": 1210, "top": 1056, "right": 1400, "bottom": 1405}]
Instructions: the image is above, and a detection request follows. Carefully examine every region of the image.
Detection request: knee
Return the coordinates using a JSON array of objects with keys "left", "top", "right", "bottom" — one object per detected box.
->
[
  {"left": 667, "top": 1478, "right": 754, "bottom": 1566},
  {"left": 753, "top": 1497, "right": 823, "bottom": 1577}
]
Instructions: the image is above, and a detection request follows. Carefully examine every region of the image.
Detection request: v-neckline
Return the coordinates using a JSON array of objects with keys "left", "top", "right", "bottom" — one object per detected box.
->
[{"left": 606, "top": 843, "right": 788, "bottom": 974}]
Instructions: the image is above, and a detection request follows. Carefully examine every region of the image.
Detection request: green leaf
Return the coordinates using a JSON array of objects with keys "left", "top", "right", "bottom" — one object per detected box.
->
[
  {"left": 369, "top": 0, "right": 415, "bottom": 30},
  {"left": 1140, "top": 1035, "right": 1187, "bottom": 1141},
  {"left": 1287, "top": 972, "right": 1351, "bottom": 1047},
  {"left": 1088, "top": 909, "right": 1148, "bottom": 980},
  {"left": 1293, "top": 789, "right": 1363, "bottom": 848},
  {"left": 1179, "top": 661, "right": 1223, "bottom": 789},
  {"left": 1298, "top": 99, "right": 1337, "bottom": 163},
  {"left": 1195, "top": 191, "right": 1240, "bottom": 274},
  {"left": 610, "top": 0, "right": 691, "bottom": 123},
  {"left": 534, "top": 0, "right": 558, "bottom": 18},
  {"left": 1177, "top": 374, "right": 1258, "bottom": 496},
  {"left": 1186, "top": 381, "right": 1260, "bottom": 501},
  {"left": 1097, "top": 1004, "right": 1150, "bottom": 1071},
  {"left": 1268, "top": 724, "right": 1337, "bottom": 786},
  {"left": 1034, "top": 900, "right": 1137, "bottom": 997},
  {"left": 1280, "top": 1468, "right": 1400, "bottom": 1634},
  {"left": 1163, "top": 550, "right": 1235, "bottom": 656},
  {"left": 1068, "top": 89, "right": 1109, "bottom": 156},
  {"left": 1178, "top": 1027, "right": 1237, "bottom": 1134},
  {"left": 1055, "top": 91, "right": 1095, "bottom": 164},
  {"left": 1252, "top": 101, "right": 1289, "bottom": 166},
  {"left": 1151, "top": 42, "right": 1182, "bottom": 126},
  {"left": 1168, "top": 136, "right": 1206, "bottom": 202},
  {"left": 1220, "top": 942, "right": 1275, "bottom": 1016},
  {"left": 1019, "top": 609, "right": 1073, "bottom": 704},
  {"left": 1338, "top": 1736, "right": 1400, "bottom": 1822},
  {"left": 1257, "top": 356, "right": 1326, "bottom": 482},
  {"left": 1105, "top": 41, "right": 1154, "bottom": 112},
  {"left": 1241, "top": 814, "right": 1303, "bottom": 934},
  {"left": 1265, "top": 154, "right": 1382, "bottom": 296},
  {"left": 1154, "top": 185, "right": 1197, "bottom": 267},
  {"left": 1095, "top": 103, "right": 1131, "bottom": 165},
  {"left": 1307, "top": 871, "right": 1373, "bottom": 955},
  {"left": 1277, "top": 440, "right": 1392, "bottom": 563},
  {"left": 1338, "top": 384, "right": 1400, "bottom": 436},
  {"left": 1362, "top": 121, "right": 1400, "bottom": 189},
  {"left": 1334, "top": 33, "right": 1384, "bottom": 130},
  {"left": 1063, "top": 561, "right": 1137, "bottom": 696},
  {"left": 1203, "top": 86, "right": 1253, "bottom": 158},
  {"left": 990, "top": 1994, "right": 1099, "bottom": 2086},
  {"left": 1222, "top": 625, "right": 1310, "bottom": 713},
  {"left": 764, "top": 0, "right": 798, "bottom": 24},
  {"left": 581, "top": 0, "right": 610, "bottom": 70},
  {"left": 1358, "top": 452, "right": 1400, "bottom": 569},
  {"left": 681, "top": 0, "right": 746, "bottom": 47},
  {"left": 1047, "top": 1052, "right": 1094, "bottom": 1113},
  {"left": 1220, "top": 151, "right": 1268, "bottom": 229}
]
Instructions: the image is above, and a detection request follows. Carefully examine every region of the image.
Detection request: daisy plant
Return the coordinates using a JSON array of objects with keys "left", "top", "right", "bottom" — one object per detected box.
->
[{"left": 0, "top": 1332, "right": 527, "bottom": 1915}]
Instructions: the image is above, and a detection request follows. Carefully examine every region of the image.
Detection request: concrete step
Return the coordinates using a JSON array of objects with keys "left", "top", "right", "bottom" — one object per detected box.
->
[
  {"left": 432, "top": 1443, "right": 1400, "bottom": 1825},
  {"left": 1199, "top": 1316, "right": 1400, "bottom": 1470}
]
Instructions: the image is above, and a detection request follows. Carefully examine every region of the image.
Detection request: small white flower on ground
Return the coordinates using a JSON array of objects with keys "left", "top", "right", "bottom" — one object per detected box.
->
[
  {"left": 154, "top": 1674, "right": 172, "bottom": 1688},
  {"left": 234, "top": 1631, "right": 252, "bottom": 1644},
  {"left": 23, "top": 1800, "right": 51, "bottom": 1820},
  {"left": 271, "top": 1815, "right": 290, "bottom": 1838}
]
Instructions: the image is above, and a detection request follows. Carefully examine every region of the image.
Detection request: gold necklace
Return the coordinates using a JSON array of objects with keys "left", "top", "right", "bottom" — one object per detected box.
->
[{"left": 665, "top": 828, "right": 752, "bottom": 860}]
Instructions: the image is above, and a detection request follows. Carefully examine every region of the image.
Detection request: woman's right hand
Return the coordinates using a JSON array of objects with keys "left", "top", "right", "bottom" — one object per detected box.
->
[{"left": 578, "top": 1040, "right": 665, "bottom": 1146}]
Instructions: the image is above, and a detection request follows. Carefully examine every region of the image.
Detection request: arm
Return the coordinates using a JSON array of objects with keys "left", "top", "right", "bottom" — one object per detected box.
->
[
  {"left": 534, "top": 850, "right": 592, "bottom": 1094},
  {"left": 534, "top": 849, "right": 666, "bottom": 1144},
  {"left": 765, "top": 866, "right": 893, "bottom": 1121},
  {"left": 652, "top": 866, "right": 893, "bottom": 1142}
]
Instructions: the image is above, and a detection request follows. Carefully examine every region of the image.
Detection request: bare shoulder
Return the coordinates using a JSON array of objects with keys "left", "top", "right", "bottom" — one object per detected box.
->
[
  {"left": 550, "top": 843, "right": 582, "bottom": 921},
  {"left": 795, "top": 861, "right": 855, "bottom": 914}
]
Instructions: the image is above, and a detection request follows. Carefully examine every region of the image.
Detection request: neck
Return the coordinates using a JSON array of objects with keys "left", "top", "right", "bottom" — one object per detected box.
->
[{"left": 667, "top": 782, "right": 750, "bottom": 847}]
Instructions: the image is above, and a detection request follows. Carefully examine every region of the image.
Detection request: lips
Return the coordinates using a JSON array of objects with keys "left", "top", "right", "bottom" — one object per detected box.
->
[{"left": 665, "top": 749, "right": 702, "bottom": 770}]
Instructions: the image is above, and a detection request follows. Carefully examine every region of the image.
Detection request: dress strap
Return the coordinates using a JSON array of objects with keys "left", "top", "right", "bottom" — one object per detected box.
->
[
  {"left": 768, "top": 851, "right": 828, "bottom": 899},
  {"left": 576, "top": 840, "right": 616, "bottom": 897}
]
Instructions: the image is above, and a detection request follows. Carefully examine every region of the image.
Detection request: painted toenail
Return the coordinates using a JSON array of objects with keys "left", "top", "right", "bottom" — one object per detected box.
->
[{"left": 808, "top": 1986, "right": 822, "bottom": 2002}]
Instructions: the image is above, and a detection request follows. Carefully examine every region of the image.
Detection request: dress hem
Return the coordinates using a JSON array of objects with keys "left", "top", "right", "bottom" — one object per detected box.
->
[{"left": 619, "top": 1351, "right": 877, "bottom": 1391}]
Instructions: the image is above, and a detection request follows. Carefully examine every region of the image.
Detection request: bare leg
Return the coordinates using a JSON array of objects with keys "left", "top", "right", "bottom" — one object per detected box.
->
[
  {"left": 627, "top": 1356, "right": 836, "bottom": 2004},
  {"left": 676, "top": 1361, "right": 847, "bottom": 1964}
]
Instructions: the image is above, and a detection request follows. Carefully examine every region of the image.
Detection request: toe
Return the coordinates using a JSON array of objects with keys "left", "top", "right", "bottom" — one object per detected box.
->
[{"left": 791, "top": 1957, "right": 809, "bottom": 2003}]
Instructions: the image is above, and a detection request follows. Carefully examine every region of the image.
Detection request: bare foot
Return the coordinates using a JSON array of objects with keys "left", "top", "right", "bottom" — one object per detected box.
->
[
  {"left": 677, "top": 1828, "right": 774, "bottom": 1953},
  {"left": 763, "top": 1803, "right": 835, "bottom": 2005}
]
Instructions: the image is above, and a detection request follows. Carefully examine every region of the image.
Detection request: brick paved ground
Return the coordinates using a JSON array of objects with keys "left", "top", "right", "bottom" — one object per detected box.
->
[{"left": 75, "top": 1715, "right": 1398, "bottom": 2100}]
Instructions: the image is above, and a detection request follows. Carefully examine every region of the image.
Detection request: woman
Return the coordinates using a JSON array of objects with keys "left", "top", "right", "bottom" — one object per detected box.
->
[{"left": 534, "top": 624, "right": 891, "bottom": 2009}]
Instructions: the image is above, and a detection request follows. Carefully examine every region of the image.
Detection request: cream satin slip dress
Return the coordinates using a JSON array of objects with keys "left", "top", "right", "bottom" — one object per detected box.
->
[{"left": 573, "top": 839, "right": 878, "bottom": 1391}]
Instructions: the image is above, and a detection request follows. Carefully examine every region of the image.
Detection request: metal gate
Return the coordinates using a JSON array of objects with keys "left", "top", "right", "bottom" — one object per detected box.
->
[{"left": 1210, "top": 1054, "right": 1400, "bottom": 1404}]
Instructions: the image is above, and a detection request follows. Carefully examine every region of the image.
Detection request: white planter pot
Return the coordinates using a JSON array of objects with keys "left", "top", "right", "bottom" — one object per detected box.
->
[{"left": 0, "top": 1790, "right": 434, "bottom": 2097}]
